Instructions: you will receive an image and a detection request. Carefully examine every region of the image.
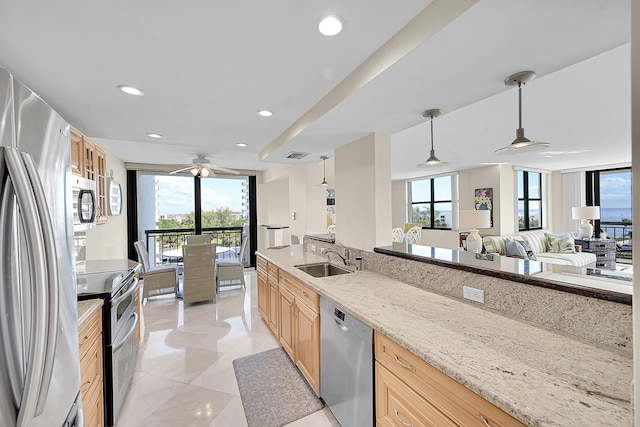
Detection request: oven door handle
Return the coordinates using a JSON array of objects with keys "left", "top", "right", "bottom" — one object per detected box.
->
[
  {"left": 112, "top": 312, "right": 138, "bottom": 352},
  {"left": 112, "top": 277, "right": 139, "bottom": 308}
]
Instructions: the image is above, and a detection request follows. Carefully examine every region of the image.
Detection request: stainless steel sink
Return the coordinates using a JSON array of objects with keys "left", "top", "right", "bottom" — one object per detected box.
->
[{"left": 295, "top": 262, "right": 353, "bottom": 278}]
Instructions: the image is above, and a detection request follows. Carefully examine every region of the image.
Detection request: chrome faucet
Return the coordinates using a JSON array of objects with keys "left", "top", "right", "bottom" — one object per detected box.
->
[{"left": 324, "top": 243, "right": 350, "bottom": 266}]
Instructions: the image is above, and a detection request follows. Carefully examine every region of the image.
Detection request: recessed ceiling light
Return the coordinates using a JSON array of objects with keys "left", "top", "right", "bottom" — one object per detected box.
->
[
  {"left": 257, "top": 110, "right": 273, "bottom": 117},
  {"left": 147, "top": 133, "right": 163, "bottom": 139},
  {"left": 318, "top": 15, "right": 343, "bottom": 36},
  {"left": 236, "top": 143, "right": 247, "bottom": 147},
  {"left": 118, "top": 85, "right": 144, "bottom": 96}
]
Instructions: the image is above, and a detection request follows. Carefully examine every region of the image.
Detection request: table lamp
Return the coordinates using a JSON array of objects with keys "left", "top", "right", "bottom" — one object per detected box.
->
[
  {"left": 460, "top": 209, "right": 491, "bottom": 253},
  {"left": 571, "top": 206, "right": 600, "bottom": 239}
]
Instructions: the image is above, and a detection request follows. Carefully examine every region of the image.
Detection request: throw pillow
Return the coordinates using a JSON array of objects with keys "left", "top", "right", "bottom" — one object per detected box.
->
[
  {"left": 505, "top": 238, "right": 528, "bottom": 258},
  {"left": 517, "top": 239, "right": 538, "bottom": 261},
  {"left": 545, "top": 232, "right": 576, "bottom": 254}
]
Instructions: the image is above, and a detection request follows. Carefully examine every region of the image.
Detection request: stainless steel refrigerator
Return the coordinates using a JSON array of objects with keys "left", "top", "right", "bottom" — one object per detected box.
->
[{"left": 0, "top": 66, "right": 83, "bottom": 426}]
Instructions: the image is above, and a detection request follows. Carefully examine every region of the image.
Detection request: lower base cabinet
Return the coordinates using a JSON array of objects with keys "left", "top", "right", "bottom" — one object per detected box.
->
[
  {"left": 256, "top": 256, "right": 320, "bottom": 394},
  {"left": 79, "top": 306, "right": 104, "bottom": 427},
  {"left": 375, "top": 332, "right": 525, "bottom": 427}
]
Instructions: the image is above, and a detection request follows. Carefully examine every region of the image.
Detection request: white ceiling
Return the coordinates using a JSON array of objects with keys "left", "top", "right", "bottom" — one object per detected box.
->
[{"left": 0, "top": 0, "right": 631, "bottom": 179}]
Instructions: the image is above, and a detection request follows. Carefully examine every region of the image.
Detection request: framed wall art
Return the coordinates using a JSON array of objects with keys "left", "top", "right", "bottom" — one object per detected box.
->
[{"left": 474, "top": 187, "right": 493, "bottom": 227}]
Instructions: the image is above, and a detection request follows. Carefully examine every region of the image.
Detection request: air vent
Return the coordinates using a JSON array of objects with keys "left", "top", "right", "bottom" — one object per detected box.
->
[{"left": 284, "top": 151, "right": 309, "bottom": 160}]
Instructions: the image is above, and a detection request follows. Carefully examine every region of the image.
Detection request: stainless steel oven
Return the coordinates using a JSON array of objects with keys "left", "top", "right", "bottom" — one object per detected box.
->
[{"left": 77, "top": 269, "right": 138, "bottom": 426}]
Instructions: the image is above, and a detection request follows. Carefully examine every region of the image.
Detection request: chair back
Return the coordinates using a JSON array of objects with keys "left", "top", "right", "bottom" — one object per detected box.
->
[
  {"left": 405, "top": 226, "right": 422, "bottom": 244},
  {"left": 186, "top": 234, "right": 212, "bottom": 245},
  {"left": 182, "top": 243, "right": 217, "bottom": 277},
  {"left": 134, "top": 240, "right": 151, "bottom": 272},
  {"left": 291, "top": 235, "right": 300, "bottom": 245},
  {"left": 391, "top": 228, "right": 405, "bottom": 243},
  {"left": 327, "top": 225, "right": 336, "bottom": 235}
]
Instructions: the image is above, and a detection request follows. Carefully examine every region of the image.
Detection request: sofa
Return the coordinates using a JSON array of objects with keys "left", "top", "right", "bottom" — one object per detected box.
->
[{"left": 482, "top": 230, "right": 597, "bottom": 267}]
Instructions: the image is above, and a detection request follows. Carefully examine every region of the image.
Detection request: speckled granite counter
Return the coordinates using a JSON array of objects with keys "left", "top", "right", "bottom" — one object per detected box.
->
[
  {"left": 257, "top": 245, "right": 632, "bottom": 426},
  {"left": 77, "top": 299, "right": 103, "bottom": 327}
]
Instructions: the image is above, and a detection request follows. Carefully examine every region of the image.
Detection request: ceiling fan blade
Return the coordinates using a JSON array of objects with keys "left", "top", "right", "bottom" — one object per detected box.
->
[
  {"left": 211, "top": 165, "right": 240, "bottom": 175},
  {"left": 169, "top": 166, "right": 193, "bottom": 174}
]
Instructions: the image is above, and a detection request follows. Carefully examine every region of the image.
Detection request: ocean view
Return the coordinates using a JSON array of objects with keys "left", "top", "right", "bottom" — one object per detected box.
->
[{"left": 600, "top": 207, "right": 632, "bottom": 222}]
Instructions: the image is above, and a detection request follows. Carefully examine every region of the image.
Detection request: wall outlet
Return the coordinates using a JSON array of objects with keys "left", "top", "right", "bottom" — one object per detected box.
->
[
  {"left": 463, "top": 286, "right": 485, "bottom": 304},
  {"left": 311, "top": 244, "right": 317, "bottom": 252}
]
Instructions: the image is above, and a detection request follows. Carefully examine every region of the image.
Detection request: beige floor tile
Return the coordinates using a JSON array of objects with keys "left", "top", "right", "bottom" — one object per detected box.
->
[{"left": 117, "top": 270, "right": 336, "bottom": 427}]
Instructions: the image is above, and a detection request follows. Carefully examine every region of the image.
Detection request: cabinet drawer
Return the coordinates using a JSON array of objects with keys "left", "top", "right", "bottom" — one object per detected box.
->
[
  {"left": 80, "top": 333, "right": 103, "bottom": 399},
  {"left": 268, "top": 263, "right": 279, "bottom": 282},
  {"left": 257, "top": 256, "right": 267, "bottom": 273},
  {"left": 280, "top": 271, "right": 319, "bottom": 313},
  {"left": 577, "top": 240, "right": 616, "bottom": 250},
  {"left": 375, "top": 332, "right": 525, "bottom": 427},
  {"left": 83, "top": 379, "right": 104, "bottom": 427},
  {"left": 594, "top": 251, "right": 616, "bottom": 261},
  {"left": 78, "top": 308, "right": 102, "bottom": 352},
  {"left": 376, "top": 362, "right": 457, "bottom": 427}
]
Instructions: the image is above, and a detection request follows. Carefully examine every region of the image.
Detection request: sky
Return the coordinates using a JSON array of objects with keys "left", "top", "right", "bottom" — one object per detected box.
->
[
  {"left": 155, "top": 175, "right": 246, "bottom": 215},
  {"left": 599, "top": 171, "right": 632, "bottom": 209}
]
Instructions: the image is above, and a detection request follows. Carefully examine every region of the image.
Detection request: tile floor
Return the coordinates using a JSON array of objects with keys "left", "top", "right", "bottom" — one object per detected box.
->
[{"left": 116, "top": 270, "right": 341, "bottom": 427}]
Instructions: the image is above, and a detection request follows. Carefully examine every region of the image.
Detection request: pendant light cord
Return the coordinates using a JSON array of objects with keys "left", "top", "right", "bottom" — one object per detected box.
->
[
  {"left": 518, "top": 81, "right": 523, "bottom": 129},
  {"left": 430, "top": 116, "right": 434, "bottom": 151}
]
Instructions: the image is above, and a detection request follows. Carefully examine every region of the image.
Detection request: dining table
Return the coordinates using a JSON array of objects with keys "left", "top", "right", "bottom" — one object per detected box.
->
[{"left": 162, "top": 246, "right": 231, "bottom": 264}]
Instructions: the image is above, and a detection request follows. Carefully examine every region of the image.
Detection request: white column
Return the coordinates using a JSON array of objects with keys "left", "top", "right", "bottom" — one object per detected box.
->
[{"left": 335, "top": 133, "right": 392, "bottom": 249}]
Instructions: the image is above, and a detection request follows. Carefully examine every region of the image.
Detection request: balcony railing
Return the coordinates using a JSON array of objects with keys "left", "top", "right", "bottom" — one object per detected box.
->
[
  {"left": 600, "top": 221, "right": 632, "bottom": 262},
  {"left": 144, "top": 226, "right": 245, "bottom": 268}
]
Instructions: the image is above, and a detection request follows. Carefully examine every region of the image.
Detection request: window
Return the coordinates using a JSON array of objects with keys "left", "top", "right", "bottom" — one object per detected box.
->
[
  {"left": 586, "top": 167, "right": 632, "bottom": 260},
  {"left": 409, "top": 175, "right": 454, "bottom": 229},
  {"left": 517, "top": 170, "right": 542, "bottom": 231}
]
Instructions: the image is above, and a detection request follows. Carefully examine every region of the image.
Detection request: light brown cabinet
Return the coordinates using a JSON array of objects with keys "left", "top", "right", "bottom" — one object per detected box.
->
[
  {"left": 256, "top": 256, "right": 320, "bottom": 394},
  {"left": 257, "top": 257, "right": 269, "bottom": 320},
  {"left": 71, "top": 127, "right": 108, "bottom": 224},
  {"left": 79, "top": 306, "right": 104, "bottom": 427},
  {"left": 375, "top": 332, "right": 525, "bottom": 427},
  {"left": 267, "top": 263, "right": 280, "bottom": 336},
  {"left": 279, "top": 270, "right": 320, "bottom": 393}
]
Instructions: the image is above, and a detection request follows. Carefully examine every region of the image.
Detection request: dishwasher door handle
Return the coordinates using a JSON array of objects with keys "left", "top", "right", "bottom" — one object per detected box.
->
[{"left": 334, "top": 319, "right": 349, "bottom": 332}]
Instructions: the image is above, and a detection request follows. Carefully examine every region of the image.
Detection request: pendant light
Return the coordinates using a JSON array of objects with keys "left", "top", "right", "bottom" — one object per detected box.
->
[
  {"left": 319, "top": 155, "right": 331, "bottom": 186},
  {"left": 495, "top": 71, "right": 550, "bottom": 155},
  {"left": 420, "top": 109, "right": 448, "bottom": 166}
]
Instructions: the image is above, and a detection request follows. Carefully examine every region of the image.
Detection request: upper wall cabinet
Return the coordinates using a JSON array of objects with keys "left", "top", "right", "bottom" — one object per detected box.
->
[{"left": 71, "top": 127, "right": 108, "bottom": 224}]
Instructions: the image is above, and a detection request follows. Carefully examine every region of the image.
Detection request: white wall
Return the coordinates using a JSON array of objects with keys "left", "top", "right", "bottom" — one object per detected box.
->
[
  {"left": 85, "top": 149, "right": 128, "bottom": 260},
  {"left": 335, "top": 133, "right": 392, "bottom": 250},
  {"left": 391, "top": 180, "right": 407, "bottom": 228}
]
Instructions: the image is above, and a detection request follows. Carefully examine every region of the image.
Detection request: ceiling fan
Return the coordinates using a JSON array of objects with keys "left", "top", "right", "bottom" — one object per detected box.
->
[{"left": 169, "top": 155, "right": 240, "bottom": 177}]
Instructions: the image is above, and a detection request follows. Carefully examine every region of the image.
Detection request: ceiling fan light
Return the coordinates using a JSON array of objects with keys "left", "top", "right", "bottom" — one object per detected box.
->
[
  {"left": 190, "top": 167, "right": 199, "bottom": 176},
  {"left": 200, "top": 168, "right": 210, "bottom": 177}
]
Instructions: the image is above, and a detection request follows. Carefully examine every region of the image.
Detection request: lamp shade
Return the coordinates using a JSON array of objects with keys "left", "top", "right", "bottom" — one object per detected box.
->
[
  {"left": 460, "top": 209, "right": 491, "bottom": 229},
  {"left": 571, "top": 206, "right": 600, "bottom": 220}
]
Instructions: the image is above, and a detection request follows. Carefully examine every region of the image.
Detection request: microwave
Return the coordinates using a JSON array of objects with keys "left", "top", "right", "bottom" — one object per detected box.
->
[{"left": 72, "top": 176, "right": 96, "bottom": 231}]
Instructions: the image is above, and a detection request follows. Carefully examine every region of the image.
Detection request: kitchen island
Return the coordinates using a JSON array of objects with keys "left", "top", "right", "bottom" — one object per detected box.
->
[{"left": 257, "top": 245, "right": 632, "bottom": 426}]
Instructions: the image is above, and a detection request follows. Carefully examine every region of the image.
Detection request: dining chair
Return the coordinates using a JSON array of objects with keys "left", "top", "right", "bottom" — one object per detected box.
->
[
  {"left": 405, "top": 226, "right": 422, "bottom": 244},
  {"left": 215, "top": 236, "right": 248, "bottom": 292},
  {"left": 134, "top": 240, "right": 178, "bottom": 299},
  {"left": 182, "top": 243, "right": 216, "bottom": 304},
  {"left": 291, "top": 234, "right": 300, "bottom": 245},
  {"left": 186, "top": 234, "right": 212, "bottom": 245},
  {"left": 392, "top": 227, "right": 405, "bottom": 243}
]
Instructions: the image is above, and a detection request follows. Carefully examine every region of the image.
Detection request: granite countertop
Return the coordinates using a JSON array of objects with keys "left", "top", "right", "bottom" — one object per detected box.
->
[
  {"left": 257, "top": 245, "right": 632, "bottom": 426},
  {"left": 77, "top": 299, "right": 103, "bottom": 327}
]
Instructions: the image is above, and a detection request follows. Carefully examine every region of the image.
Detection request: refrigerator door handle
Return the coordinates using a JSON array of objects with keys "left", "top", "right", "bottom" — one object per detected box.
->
[
  {"left": 4, "top": 147, "right": 49, "bottom": 427},
  {"left": 21, "top": 152, "right": 59, "bottom": 416}
]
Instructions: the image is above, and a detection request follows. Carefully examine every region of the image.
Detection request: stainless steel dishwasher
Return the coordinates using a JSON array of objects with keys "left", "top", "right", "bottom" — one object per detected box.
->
[{"left": 320, "top": 297, "right": 374, "bottom": 427}]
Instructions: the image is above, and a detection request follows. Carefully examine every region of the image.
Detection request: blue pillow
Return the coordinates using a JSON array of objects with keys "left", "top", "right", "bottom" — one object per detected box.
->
[{"left": 505, "top": 238, "right": 528, "bottom": 258}]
